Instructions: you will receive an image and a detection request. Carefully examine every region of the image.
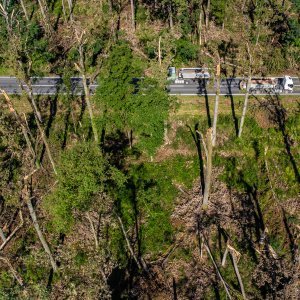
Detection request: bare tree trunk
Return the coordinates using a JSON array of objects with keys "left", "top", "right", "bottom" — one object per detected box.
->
[
  {"left": 205, "top": 0, "right": 210, "bottom": 27},
  {"left": 202, "top": 128, "right": 212, "bottom": 209},
  {"left": 1, "top": 89, "right": 35, "bottom": 158},
  {"left": 0, "top": 228, "right": 6, "bottom": 243},
  {"left": 202, "top": 235, "right": 232, "bottom": 299},
  {"left": 198, "top": 0, "right": 203, "bottom": 45},
  {"left": 238, "top": 73, "right": 251, "bottom": 138},
  {"left": 228, "top": 245, "right": 247, "bottom": 299},
  {"left": 0, "top": 256, "right": 24, "bottom": 286},
  {"left": 23, "top": 179, "right": 58, "bottom": 272},
  {"left": 238, "top": 44, "right": 252, "bottom": 138},
  {"left": 37, "top": 0, "right": 51, "bottom": 32},
  {"left": 169, "top": 3, "right": 173, "bottom": 30},
  {"left": 158, "top": 36, "right": 162, "bottom": 65},
  {"left": 67, "top": 0, "right": 73, "bottom": 21},
  {"left": 75, "top": 40, "right": 99, "bottom": 144},
  {"left": 86, "top": 212, "right": 99, "bottom": 249},
  {"left": 19, "top": 0, "right": 29, "bottom": 21},
  {"left": 221, "top": 246, "right": 229, "bottom": 266},
  {"left": 130, "top": 0, "right": 135, "bottom": 31},
  {"left": 0, "top": 211, "right": 23, "bottom": 251},
  {"left": 212, "top": 63, "right": 221, "bottom": 146},
  {"left": 117, "top": 215, "right": 148, "bottom": 272}
]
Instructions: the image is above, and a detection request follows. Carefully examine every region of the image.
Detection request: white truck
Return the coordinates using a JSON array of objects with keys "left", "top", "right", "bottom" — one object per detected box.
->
[
  {"left": 239, "top": 76, "right": 294, "bottom": 93},
  {"left": 167, "top": 67, "right": 210, "bottom": 84}
]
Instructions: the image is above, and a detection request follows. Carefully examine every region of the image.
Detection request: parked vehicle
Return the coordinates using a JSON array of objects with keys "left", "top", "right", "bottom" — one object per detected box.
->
[{"left": 239, "top": 76, "right": 294, "bottom": 93}]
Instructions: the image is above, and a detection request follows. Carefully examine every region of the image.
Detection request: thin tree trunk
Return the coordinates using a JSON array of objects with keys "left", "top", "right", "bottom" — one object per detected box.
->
[
  {"left": 205, "top": 0, "right": 210, "bottom": 27},
  {"left": 75, "top": 43, "right": 99, "bottom": 144},
  {"left": 198, "top": 0, "right": 203, "bottom": 45},
  {"left": 67, "top": 0, "right": 73, "bottom": 21},
  {"left": 202, "top": 235, "right": 232, "bottom": 299},
  {"left": 238, "top": 73, "right": 251, "bottom": 138},
  {"left": 212, "top": 63, "right": 221, "bottom": 146},
  {"left": 23, "top": 180, "right": 58, "bottom": 272},
  {"left": 86, "top": 212, "right": 99, "bottom": 249},
  {"left": 19, "top": 0, "right": 29, "bottom": 21},
  {"left": 202, "top": 128, "right": 212, "bottom": 209},
  {"left": 1, "top": 89, "right": 35, "bottom": 158},
  {"left": 117, "top": 215, "right": 148, "bottom": 272},
  {"left": 0, "top": 256, "right": 24, "bottom": 286},
  {"left": 0, "top": 228, "right": 6, "bottom": 243},
  {"left": 221, "top": 246, "right": 229, "bottom": 267},
  {"left": 158, "top": 35, "right": 162, "bottom": 65},
  {"left": 0, "top": 211, "right": 23, "bottom": 251},
  {"left": 169, "top": 3, "right": 173, "bottom": 30},
  {"left": 130, "top": 0, "right": 135, "bottom": 31},
  {"left": 37, "top": 0, "right": 51, "bottom": 32},
  {"left": 228, "top": 245, "right": 247, "bottom": 299}
]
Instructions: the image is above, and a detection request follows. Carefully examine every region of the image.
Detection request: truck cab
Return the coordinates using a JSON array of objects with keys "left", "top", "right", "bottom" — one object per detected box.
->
[{"left": 282, "top": 76, "right": 294, "bottom": 92}]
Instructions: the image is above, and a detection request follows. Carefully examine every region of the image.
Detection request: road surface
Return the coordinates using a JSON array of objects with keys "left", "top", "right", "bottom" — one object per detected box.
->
[{"left": 0, "top": 76, "right": 300, "bottom": 96}]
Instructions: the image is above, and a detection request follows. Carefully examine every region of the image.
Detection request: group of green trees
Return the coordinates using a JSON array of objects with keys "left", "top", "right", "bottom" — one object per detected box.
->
[{"left": 0, "top": 0, "right": 299, "bottom": 299}]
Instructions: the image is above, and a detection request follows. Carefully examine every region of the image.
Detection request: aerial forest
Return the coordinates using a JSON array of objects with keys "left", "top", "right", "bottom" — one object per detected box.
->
[{"left": 0, "top": 0, "right": 299, "bottom": 299}]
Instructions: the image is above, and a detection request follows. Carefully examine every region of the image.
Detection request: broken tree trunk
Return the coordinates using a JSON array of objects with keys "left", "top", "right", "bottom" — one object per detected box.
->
[
  {"left": 19, "top": 0, "right": 29, "bottom": 21},
  {"left": 1, "top": 89, "right": 35, "bottom": 158},
  {"left": 212, "top": 63, "right": 221, "bottom": 146},
  {"left": 75, "top": 38, "right": 99, "bottom": 144},
  {"left": 117, "top": 215, "right": 148, "bottom": 272},
  {"left": 238, "top": 70, "right": 252, "bottom": 138},
  {"left": 130, "top": 0, "right": 135, "bottom": 31},
  {"left": 0, "top": 211, "right": 23, "bottom": 251},
  {"left": 23, "top": 178, "right": 58, "bottom": 272},
  {"left": 202, "top": 128, "right": 213, "bottom": 209},
  {"left": 228, "top": 245, "right": 247, "bottom": 300},
  {"left": 0, "top": 256, "right": 24, "bottom": 286},
  {"left": 202, "top": 235, "right": 232, "bottom": 299}
]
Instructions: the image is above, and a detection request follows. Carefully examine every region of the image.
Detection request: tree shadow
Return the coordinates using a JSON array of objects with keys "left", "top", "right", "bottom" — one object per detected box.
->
[
  {"left": 187, "top": 123, "right": 205, "bottom": 196},
  {"left": 256, "top": 94, "right": 300, "bottom": 183},
  {"left": 203, "top": 83, "right": 212, "bottom": 127}
]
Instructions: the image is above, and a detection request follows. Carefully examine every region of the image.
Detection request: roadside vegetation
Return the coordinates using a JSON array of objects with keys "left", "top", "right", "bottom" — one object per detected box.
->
[{"left": 0, "top": 1, "right": 299, "bottom": 299}]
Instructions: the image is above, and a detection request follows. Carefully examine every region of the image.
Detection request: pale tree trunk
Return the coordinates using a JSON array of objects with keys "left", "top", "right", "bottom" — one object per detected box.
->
[
  {"left": 228, "top": 245, "right": 247, "bottom": 299},
  {"left": 205, "top": 0, "right": 210, "bottom": 27},
  {"left": 202, "top": 128, "right": 213, "bottom": 209},
  {"left": 238, "top": 43, "right": 252, "bottom": 138},
  {"left": 0, "top": 256, "right": 24, "bottom": 286},
  {"left": 0, "top": 228, "right": 6, "bottom": 243},
  {"left": 0, "top": 211, "right": 23, "bottom": 251},
  {"left": 37, "top": 0, "right": 51, "bottom": 32},
  {"left": 198, "top": 0, "right": 203, "bottom": 45},
  {"left": 19, "top": 82, "right": 57, "bottom": 174},
  {"left": 117, "top": 215, "right": 148, "bottom": 272},
  {"left": 1, "top": 89, "right": 35, "bottom": 158},
  {"left": 19, "top": 0, "right": 29, "bottom": 21},
  {"left": 23, "top": 179, "right": 58, "bottom": 272},
  {"left": 86, "top": 212, "right": 99, "bottom": 249},
  {"left": 158, "top": 36, "right": 162, "bottom": 65},
  {"left": 75, "top": 40, "right": 99, "bottom": 144},
  {"left": 169, "top": 2, "right": 173, "bottom": 30},
  {"left": 67, "top": 0, "right": 73, "bottom": 21},
  {"left": 212, "top": 63, "right": 221, "bottom": 146},
  {"left": 130, "top": 0, "right": 135, "bottom": 31},
  {"left": 238, "top": 72, "right": 252, "bottom": 138},
  {"left": 202, "top": 235, "right": 232, "bottom": 299}
]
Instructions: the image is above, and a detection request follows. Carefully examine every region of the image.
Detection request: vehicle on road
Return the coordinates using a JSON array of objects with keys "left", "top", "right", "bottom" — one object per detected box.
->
[
  {"left": 239, "top": 76, "right": 294, "bottom": 94},
  {"left": 167, "top": 67, "right": 210, "bottom": 84}
]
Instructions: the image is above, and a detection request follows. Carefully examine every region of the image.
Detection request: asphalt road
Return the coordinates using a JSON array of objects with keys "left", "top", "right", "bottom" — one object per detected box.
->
[{"left": 0, "top": 76, "right": 300, "bottom": 96}]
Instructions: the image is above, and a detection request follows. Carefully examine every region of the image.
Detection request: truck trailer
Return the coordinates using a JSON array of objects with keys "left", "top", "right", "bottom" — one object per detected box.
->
[
  {"left": 167, "top": 67, "right": 210, "bottom": 84},
  {"left": 239, "top": 76, "right": 294, "bottom": 93}
]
